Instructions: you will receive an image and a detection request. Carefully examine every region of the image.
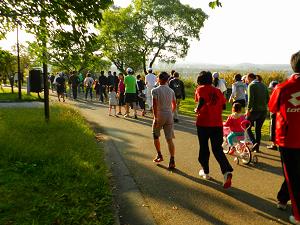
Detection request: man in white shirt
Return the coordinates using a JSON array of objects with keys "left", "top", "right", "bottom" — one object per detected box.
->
[{"left": 145, "top": 68, "right": 157, "bottom": 111}]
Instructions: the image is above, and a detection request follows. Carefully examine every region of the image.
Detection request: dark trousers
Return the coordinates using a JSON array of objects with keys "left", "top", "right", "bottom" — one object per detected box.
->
[
  {"left": 99, "top": 86, "right": 107, "bottom": 102},
  {"left": 85, "top": 87, "right": 92, "bottom": 99},
  {"left": 270, "top": 113, "right": 276, "bottom": 142},
  {"left": 246, "top": 111, "right": 267, "bottom": 146},
  {"left": 138, "top": 98, "right": 146, "bottom": 110},
  {"left": 278, "top": 147, "right": 300, "bottom": 220},
  {"left": 197, "top": 126, "right": 233, "bottom": 175},
  {"left": 72, "top": 86, "right": 78, "bottom": 99}
]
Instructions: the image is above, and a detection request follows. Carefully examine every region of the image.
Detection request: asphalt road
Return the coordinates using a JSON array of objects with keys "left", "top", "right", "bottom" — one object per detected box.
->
[{"left": 63, "top": 96, "right": 290, "bottom": 225}]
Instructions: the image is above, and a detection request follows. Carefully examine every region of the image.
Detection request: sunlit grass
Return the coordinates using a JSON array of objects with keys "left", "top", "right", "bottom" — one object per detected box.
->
[
  {"left": 0, "top": 105, "right": 114, "bottom": 224},
  {"left": 0, "top": 87, "right": 41, "bottom": 101}
]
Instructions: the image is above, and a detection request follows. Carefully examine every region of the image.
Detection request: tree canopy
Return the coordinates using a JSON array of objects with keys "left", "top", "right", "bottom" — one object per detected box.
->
[{"left": 98, "top": 0, "right": 207, "bottom": 74}]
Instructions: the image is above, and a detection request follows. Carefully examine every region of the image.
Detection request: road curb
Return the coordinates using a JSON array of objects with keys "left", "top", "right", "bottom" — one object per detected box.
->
[{"left": 99, "top": 132, "right": 157, "bottom": 225}]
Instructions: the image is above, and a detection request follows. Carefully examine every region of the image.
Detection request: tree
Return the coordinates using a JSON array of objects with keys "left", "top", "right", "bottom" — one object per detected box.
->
[
  {"left": 98, "top": 0, "right": 207, "bottom": 74},
  {"left": 98, "top": 7, "right": 145, "bottom": 73},
  {"left": 0, "top": 48, "right": 16, "bottom": 83}
]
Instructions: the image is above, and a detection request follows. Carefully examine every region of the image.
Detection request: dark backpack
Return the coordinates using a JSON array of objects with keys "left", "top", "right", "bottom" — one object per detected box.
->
[{"left": 171, "top": 80, "right": 182, "bottom": 98}]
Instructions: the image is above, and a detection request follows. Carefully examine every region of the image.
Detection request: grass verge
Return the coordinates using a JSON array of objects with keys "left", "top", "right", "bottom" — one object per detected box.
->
[
  {"left": 0, "top": 105, "right": 114, "bottom": 224},
  {"left": 0, "top": 87, "right": 41, "bottom": 101}
]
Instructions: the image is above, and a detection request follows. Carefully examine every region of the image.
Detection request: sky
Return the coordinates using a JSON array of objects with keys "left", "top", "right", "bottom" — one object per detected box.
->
[{"left": 1, "top": 0, "right": 299, "bottom": 65}]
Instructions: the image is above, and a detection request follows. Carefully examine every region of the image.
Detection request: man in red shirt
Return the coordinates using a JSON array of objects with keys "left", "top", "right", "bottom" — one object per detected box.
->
[
  {"left": 194, "top": 71, "right": 233, "bottom": 189},
  {"left": 269, "top": 51, "right": 300, "bottom": 225}
]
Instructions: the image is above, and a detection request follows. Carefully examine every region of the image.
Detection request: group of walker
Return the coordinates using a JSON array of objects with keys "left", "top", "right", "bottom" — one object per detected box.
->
[{"left": 150, "top": 51, "right": 300, "bottom": 225}]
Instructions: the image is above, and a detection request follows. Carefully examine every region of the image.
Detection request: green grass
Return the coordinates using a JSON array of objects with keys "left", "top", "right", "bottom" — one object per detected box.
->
[
  {"left": 0, "top": 105, "right": 114, "bottom": 224},
  {"left": 0, "top": 87, "right": 41, "bottom": 101},
  {"left": 180, "top": 86, "right": 270, "bottom": 140}
]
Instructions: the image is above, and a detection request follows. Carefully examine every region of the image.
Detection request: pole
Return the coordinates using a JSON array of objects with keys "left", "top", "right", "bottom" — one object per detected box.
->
[
  {"left": 17, "top": 23, "right": 22, "bottom": 100},
  {"left": 41, "top": 2, "right": 49, "bottom": 121}
]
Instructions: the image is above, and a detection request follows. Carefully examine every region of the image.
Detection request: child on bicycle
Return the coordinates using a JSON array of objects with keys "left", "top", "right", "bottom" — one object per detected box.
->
[{"left": 223, "top": 103, "right": 246, "bottom": 154}]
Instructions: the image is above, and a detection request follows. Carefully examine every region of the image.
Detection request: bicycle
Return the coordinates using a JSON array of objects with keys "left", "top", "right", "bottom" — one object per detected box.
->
[{"left": 222, "top": 121, "right": 258, "bottom": 165}]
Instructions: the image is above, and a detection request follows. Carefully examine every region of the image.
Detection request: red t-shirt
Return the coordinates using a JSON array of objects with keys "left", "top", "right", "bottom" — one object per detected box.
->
[
  {"left": 194, "top": 85, "right": 226, "bottom": 127},
  {"left": 269, "top": 74, "right": 300, "bottom": 148}
]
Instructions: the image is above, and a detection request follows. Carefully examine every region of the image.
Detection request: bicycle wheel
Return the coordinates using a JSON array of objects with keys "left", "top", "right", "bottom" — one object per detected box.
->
[
  {"left": 240, "top": 145, "right": 252, "bottom": 165},
  {"left": 222, "top": 137, "right": 230, "bottom": 154}
]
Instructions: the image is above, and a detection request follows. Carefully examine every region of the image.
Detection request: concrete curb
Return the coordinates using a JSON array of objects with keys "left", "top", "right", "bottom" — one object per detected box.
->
[{"left": 98, "top": 132, "right": 157, "bottom": 225}]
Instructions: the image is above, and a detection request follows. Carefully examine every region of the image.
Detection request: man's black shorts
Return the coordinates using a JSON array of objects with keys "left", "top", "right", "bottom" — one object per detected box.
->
[{"left": 125, "top": 93, "right": 137, "bottom": 103}]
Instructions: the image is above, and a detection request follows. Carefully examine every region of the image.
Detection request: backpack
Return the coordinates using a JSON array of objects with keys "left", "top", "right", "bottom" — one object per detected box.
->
[{"left": 171, "top": 80, "right": 182, "bottom": 98}]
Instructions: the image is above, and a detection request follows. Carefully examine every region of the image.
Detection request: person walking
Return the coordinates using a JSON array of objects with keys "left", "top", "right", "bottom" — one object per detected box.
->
[
  {"left": 124, "top": 68, "right": 138, "bottom": 118},
  {"left": 145, "top": 68, "right": 157, "bottom": 111},
  {"left": 55, "top": 72, "right": 66, "bottom": 102},
  {"left": 84, "top": 73, "right": 94, "bottom": 101},
  {"left": 169, "top": 72, "right": 185, "bottom": 123},
  {"left": 194, "top": 71, "right": 233, "bottom": 189},
  {"left": 69, "top": 71, "right": 80, "bottom": 100},
  {"left": 229, "top": 74, "right": 247, "bottom": 107},
  {"left": 269, "top": 51, "right": 300, "bottom": 225},
  {"left": 151, "top": 71, "right": 177, "bottom": 169},
  {"left": 267, "top": 80, "right": 279, "bottom": 150},
  {"left": 108, "top": 86, "right": 118, "bottom": 117},
  {"left": 136, "top": 74, "right": 146, "bottom": 116},
  {"left": 246, "top": 73, "right": 269, "bottom": 152},
  {"left": 99, "top": 71, "right": 108, "bottom": 103},
  {"left": 212, "top": 72, "right": 227, "bottom": 95},
  {"left": 117, "top": 73, "right": 125, "bottom": 115}
]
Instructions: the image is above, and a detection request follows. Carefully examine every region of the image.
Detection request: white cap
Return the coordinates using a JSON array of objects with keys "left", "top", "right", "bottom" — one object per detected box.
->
[
  {"left": 148, "top": 67, "right": 153, "bottom": 72},
  {"left": 212, "top": 72, "right": 219, "bottom": 79},
  {"left": 126, "top": 67, "right": 133, "bottom": 73}
]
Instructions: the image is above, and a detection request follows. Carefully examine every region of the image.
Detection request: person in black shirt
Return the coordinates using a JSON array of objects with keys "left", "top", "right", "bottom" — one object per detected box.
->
[
  {"left": 98, "top": 71, "right": 108, "bottom": 103},
  {"left": 169, "top": 72, "right": 185, "bottom": 122}
]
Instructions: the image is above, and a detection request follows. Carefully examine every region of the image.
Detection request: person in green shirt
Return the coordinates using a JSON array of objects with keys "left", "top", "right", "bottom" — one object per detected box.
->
[
  {"left": 246, "top": 73, "right": 269, "bottom": 152},
  {"left": 124, "top": 68, "right": 138, "bottom": 118}
]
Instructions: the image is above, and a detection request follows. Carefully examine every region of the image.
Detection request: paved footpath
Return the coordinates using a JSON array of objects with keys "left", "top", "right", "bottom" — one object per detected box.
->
[
  {"left": 58, "top": 96, "right": 289, "bottom": 225},
  {"left": 63, "top": 97, "right": 291, "bottom": 225}
]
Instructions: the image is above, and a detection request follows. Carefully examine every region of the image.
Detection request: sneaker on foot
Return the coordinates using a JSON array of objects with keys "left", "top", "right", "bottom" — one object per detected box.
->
[
  {"left": 153, "top": 154, "right": 163, "bottom": 163},
  {"left": 276, "top": 201, "right": 287, "bottom": 210},
  {"left": 251, "top": 143, "right": 259, "bottom": 152},
  {"left": 134, "top": 114, "right": 138, "bottom": 119},
  {"left": 117, "top": 112, "right": 122, "bottom": 115},
  {"left": 223, "top": 172, "right": 232, "bottom": 189},
  {"left": 267, "top": 145, "right": 278, "bottom": 150},
  {"left": 115, "top": 115, "right": 119, "bottom": 118},
  {"left": 289, "top": 215, "right": 300, "bottom": 225},
  {"left": 168, "top": 159, "right": 176, "bottom": 169},
  {"left": 124, "top": 113, "right": 129, "bottom": 118},
  {"left": 199, "top": 169, "right": 210, "bottom": 180},
  {"left": 228, "top": 146, "right": 236, "bottom": 155}
]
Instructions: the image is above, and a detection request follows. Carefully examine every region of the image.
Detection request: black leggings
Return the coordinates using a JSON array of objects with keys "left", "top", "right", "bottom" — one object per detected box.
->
[{"left": 197, "top": 126, "right": 233, "bottom": 175}]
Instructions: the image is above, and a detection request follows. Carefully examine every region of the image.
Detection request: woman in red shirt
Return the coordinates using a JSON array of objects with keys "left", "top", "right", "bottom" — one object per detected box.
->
[{"left": 194, "top": 71, "right": 233, "bottom": 189}]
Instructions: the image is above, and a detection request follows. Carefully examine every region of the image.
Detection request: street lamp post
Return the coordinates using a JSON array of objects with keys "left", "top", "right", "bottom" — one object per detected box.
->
[{"left": 16, "top": 20, "right": 22, "bottom": 100}]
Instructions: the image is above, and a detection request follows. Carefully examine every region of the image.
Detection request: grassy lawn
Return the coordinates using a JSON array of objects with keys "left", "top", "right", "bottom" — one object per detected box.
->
[
  {"left": 0, "top": 105, "right": 114, "bottom": 224},
  {"left": 0, "top": 87, "right": 41, "bottom": 101},
  {"left": 180, "top": 86, "right": 270, "bottom": 141}
]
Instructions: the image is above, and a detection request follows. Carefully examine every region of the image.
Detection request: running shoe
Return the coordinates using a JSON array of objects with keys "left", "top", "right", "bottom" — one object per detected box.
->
[
  {"left": 289, "top": 215, "right": 300, "bottom": 225},
  {"left": 168, "top": 158, "right": 176, "bottom": 169},
  {"left": 124, "top": 114, "right": 129, "bottom": 118},
  {"left": 153, "top": 154, "right": 163, "bottom": 163},
  {"left": 199, "top": 169, "right": 211, "bottom": 180},
  {"left": 223, "top": 172, "right": 232, "bottom": 189},
  {"left": 134, "top": 114, "right": 138, "bottom": 119},
  {"left": 276, "top": 201, "right": 287, "bottom": 210}
]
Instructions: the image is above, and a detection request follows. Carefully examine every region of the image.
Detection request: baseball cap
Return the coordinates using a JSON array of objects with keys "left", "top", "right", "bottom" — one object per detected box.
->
[
  {"left": 212, "top": 72, "right": 219, "bottom": 79},
  {"left": 148, "top": 67, "right": 153, "bottom": 72},
  {"left": 268, "top": 80, "right": 279, "bottom": 89},
  {"left": 126, "top": 67, "right": 133, "bottom": 73}
]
